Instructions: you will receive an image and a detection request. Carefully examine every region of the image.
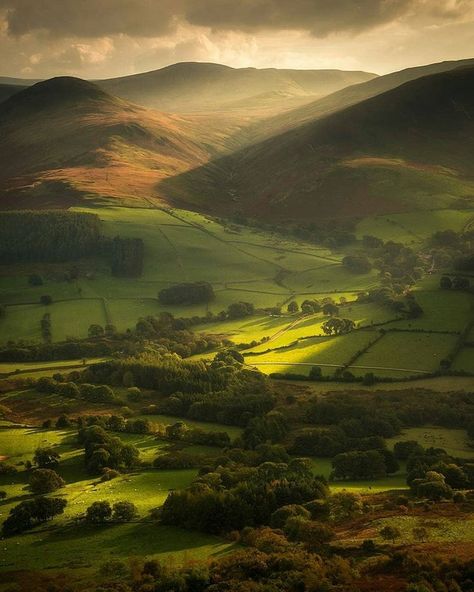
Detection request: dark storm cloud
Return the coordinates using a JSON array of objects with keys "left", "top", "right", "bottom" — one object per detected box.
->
[
  {"left": 186, "top": 0, "right": 412, "bottom": 37},
  {"left": 0, "top": 0, "right": 457, "bottom": 39},
  {"left": 0, "top": 0, "right": 179, "bottom": 37}
]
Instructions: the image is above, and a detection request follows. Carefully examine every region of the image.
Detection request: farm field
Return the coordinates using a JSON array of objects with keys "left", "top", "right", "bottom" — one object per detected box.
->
[
  {"left": 387, "top": 426, "right": 473, "bottom": 459},
  {"left": 244, "top": 330, "right": 378, "bottom": 375},
  {"left": 349, "top": 332, "right": 459, "bottom": 377},
  {"left": 356, "top": 209, "right": 474, "bottom": 244},
  {"left": 0, "top": 206, "right": 369, "bottom": 344}
]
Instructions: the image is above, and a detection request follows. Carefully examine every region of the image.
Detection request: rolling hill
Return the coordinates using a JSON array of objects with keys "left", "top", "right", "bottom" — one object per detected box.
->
[
  {"left": 0, "top": 77, "right": 223, "bottom": 208},
  {"left": 159, "top": 66, "right": 474, "bottom": 220},
  {"left": 97, "top": 62, "right": 377, "bottom": 114},
  {"left": 250, "top": 57, "right": 474, "bottom": 141}
]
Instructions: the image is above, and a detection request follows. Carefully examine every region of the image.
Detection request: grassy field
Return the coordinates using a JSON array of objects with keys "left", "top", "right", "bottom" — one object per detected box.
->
[
  {"left": 0, "top": 206, "right": 369, "bottom": 344},
  {"left": 0, "top": 205, "right": 472, "bottom": 384},
  {"left": 387, "top": 426, "right": 473, "bottom": 459},
  {"left": 356, "top": 209, "right": 474, "bottom": 244},
  {"left": 245, "top": 330, "right": 379, "bottom": 375},
  {"left": 0, "top": 424, "right": 236, "bottom": 576},
  {"left": 349, "top": 332, "right": 459, "bottom": 377}
]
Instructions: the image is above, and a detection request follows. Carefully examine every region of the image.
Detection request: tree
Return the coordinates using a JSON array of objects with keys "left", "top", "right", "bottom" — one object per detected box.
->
[
  {"left": 330, "top": 492, "right": 363, "bottom": 522},
  {"left": 28, "top": 274, "right": 43, "bottom": 286},
  {"left": 86, "top": 501, "right": 112, "bottom": 523},
  {"left": 40, "top": 294, "right": 52, "bottom": 305},
  {"left": 2, "top": 497, "right": 67, "bottom": 536},
  {"left": 227, "top": 302, "right": 255, "bottom": 319},
  {"left": 112, "top": 501, "right": 137, "bottom": 522},
  {"left": 342, "top": 255, "right": 372, "bottom": 274},
  {"left": 439, "top": 276, "right": 452, "bottom": 289},
  {"left": 56, "top": 414, "right": 71, "bottom": 428},
  {"left": 412, "top": 526, "right": 428, "bottom": 542},
  {"left": 33, "top": 447, "right": 60, "bottom": 469},
  {"left": 30, "top": 469, "right": 65, "bottom": 494},
  {"left": 309, "top": 366, "right": 322, "bottom": 380},
  {"left": 287, "top": 301, "right": 299, "bottom": 313},
  {"left": 321, "top": 317, "right": 355, "bottom": 336},
  {"left": 322, "top": 302, "right": 339, "bottom": 316},
  {"left": 331, "top": 450, "right": 387, "bottom": 480},
  {"left": 88, "top": 324, "right": 104, "bottom": 338},
  {"left": 380, "top": 525, "right": 402, "bottom": 544}
]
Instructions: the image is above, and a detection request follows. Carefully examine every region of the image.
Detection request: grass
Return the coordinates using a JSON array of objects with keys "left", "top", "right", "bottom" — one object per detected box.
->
[
  {"left": 0, "top": 424, "right": 236, "bottom": 576},
  {"left": 349, "top": 332, "right": 459, "bottom": 377},
  {"left": 452, "top": 348, "right": 474, "bottom": 373},
  {"left": 0, "top": 358, "right": 104, "bottom": 376},
  {"left": 134, "top": 414, "right": 243, "bottom": 441},
  {"left": 0, "top": 205, "right": 374, "bottom": 344},
  {"left": 245, "top": 330, "right": 379, "bottom": 376},
  {"left": 387, "top": 426, "right": 474, "bottom": 459},
  {"left": 356, "top": 209, "right": 474, "bottom": 244},
  {"left": 309, "top": 457, "right": 408, "bottom": 493}
]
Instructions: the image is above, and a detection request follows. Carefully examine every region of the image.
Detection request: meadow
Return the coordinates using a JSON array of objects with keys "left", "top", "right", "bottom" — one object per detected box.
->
[{"left": 0, "top": 205, "right": 473, "bottom": 382}]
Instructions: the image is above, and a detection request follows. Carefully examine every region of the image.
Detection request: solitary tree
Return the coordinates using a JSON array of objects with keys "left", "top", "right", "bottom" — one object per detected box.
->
[
  {"left": 33, "top": 447, "right": 61, "bottom": 469},
  {"left": 86, "top": 501, "right": 112, "bottom": 524},
  {"left": 380, "top": 525, "right": 402, "bottom": 544}
]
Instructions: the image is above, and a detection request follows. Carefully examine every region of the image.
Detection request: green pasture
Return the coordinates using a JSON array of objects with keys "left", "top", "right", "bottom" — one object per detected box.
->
[
  {"left": 390, "top": 288, "right": 473, "bottom": 333},
  {"left": 245, "top": 330, "right": 378, "bottom": 375},
  {"left": 0, "top": 205, "right": 377, "bottom": 344},
  {"left": 135, "top": 414, "right": 243, "bottom": 441},
  {"left": 387, "top": 426, "right": 474, "bottom": 459},
  {"left": 452, "top": 348, "right": 474, "bottom": 373},
  {"left": 309, "top": 457, "right": 407, "bottom": 493},
  {"left": 350, "top": 332, "right": 459, "bottom": 377},
  {"left": 356, "top": 208, "right": 474, "bottom": 244}
]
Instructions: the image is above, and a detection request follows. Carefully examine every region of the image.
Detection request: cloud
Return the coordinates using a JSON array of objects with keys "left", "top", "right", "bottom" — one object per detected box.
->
[{"left": 1, "top": 0, "right": 470, "bottom": 40}]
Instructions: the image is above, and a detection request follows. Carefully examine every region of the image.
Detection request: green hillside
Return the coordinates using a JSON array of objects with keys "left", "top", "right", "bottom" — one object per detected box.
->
[{"left": 160, "top": 67, "right": 474, "bottom": 220}]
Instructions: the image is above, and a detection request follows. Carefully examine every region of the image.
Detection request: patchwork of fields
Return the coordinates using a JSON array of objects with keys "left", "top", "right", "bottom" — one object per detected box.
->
[{"left": 0, "top": 205, "right": 473, "bottom": 380}]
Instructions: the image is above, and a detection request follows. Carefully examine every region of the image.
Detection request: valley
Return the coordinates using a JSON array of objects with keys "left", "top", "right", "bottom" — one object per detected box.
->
[{"left": 0, "top": 55, "right": 473, "bottom": 592}]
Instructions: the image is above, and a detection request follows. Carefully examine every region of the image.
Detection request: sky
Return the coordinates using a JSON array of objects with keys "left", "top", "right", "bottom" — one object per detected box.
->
[{"left": 0, "top": 0, "right": 474, "bottom": 79}]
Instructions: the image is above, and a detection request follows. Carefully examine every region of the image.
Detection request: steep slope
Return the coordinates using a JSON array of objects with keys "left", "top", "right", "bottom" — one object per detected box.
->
[
  {"left": 98, "top": 62, "right": 377, "bottom": 114},
  {"left": 159, "top": 67, "right": 474, "bottom": 220},
  {"left": 0, "top": 83, "right": 22, "bottom": 105},
  {"left": 0, "top": 77, "right": 219, "bottom": 208},
  {"left": 251, "top": 57, "right": 474, "bottom": 141}
]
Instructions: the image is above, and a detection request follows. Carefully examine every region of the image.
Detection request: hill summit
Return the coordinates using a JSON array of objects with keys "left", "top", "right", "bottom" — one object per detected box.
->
[{"left": 0, "top": 77, "right": 115, "bottom": 120}]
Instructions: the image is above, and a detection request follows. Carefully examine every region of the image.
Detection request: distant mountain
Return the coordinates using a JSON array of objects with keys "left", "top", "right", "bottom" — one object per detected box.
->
[
  {"left": 98, "top": 62, "right": 377, "bottom": 113},
  {"left": 252, "top": 57, "right": 474, "bottom": 141},
  {"left": 0, "top": 77, "right": 217, "bottom": 208},
  {"left": 160, "top": 66, "right": 474, "bottom": 220}
]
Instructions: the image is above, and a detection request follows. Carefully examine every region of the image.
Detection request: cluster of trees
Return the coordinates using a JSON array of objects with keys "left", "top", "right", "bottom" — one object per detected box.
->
[
  {"left": 304, "top": 390, "right": 474, "bottom": 434},
  {"left": 36, "top": 377, "right": 121, "bottom": 404},
  {"left": 2, "top": 497, "right": 67, "bottom": 536},
  {"left": 78, "top": 425, "right": 140, "bottom": 474},
  {"left": 321, "top": 317, "right": 355, "bottom": 336},
  {"left": 30, "top": 468, "right": 65, "bottom": 494},
  {"left": 109, "top": 237, "right": 144, "bottom": 277},
  {"left": 405, "top": 446, "right": 473, "bottom": 499},
  {"left": 0, "top": 338, "right": 133, "bottom": 363},
  {"left": 161, "top": 458, "right": 328, "bottom": 533},
  {"left": 431, "top": 229, "right": 474, "bottom": 272},
  {"left": 85, "top": 500, "right": 137, "bottom": 523},
  {"left": 0, "top": 210, "right": 102, "bottom": 263},
  {"left": 158, "top": 282, "right": 215, "bottom": 305},
  {"left": 162, "top": 421, "right": 231, "bottom": 447},
  {"left": 342, "top": 255, "right": 372, "bottom": 274},
  {"left": 331, "top": 449, "right": 398, "bottom": 480},
  {"left": 440, "top": 275, "right": 471, "bottom": 291},
  {"left": 134, "top": 312, "right": 223, "bottom": 358}
]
